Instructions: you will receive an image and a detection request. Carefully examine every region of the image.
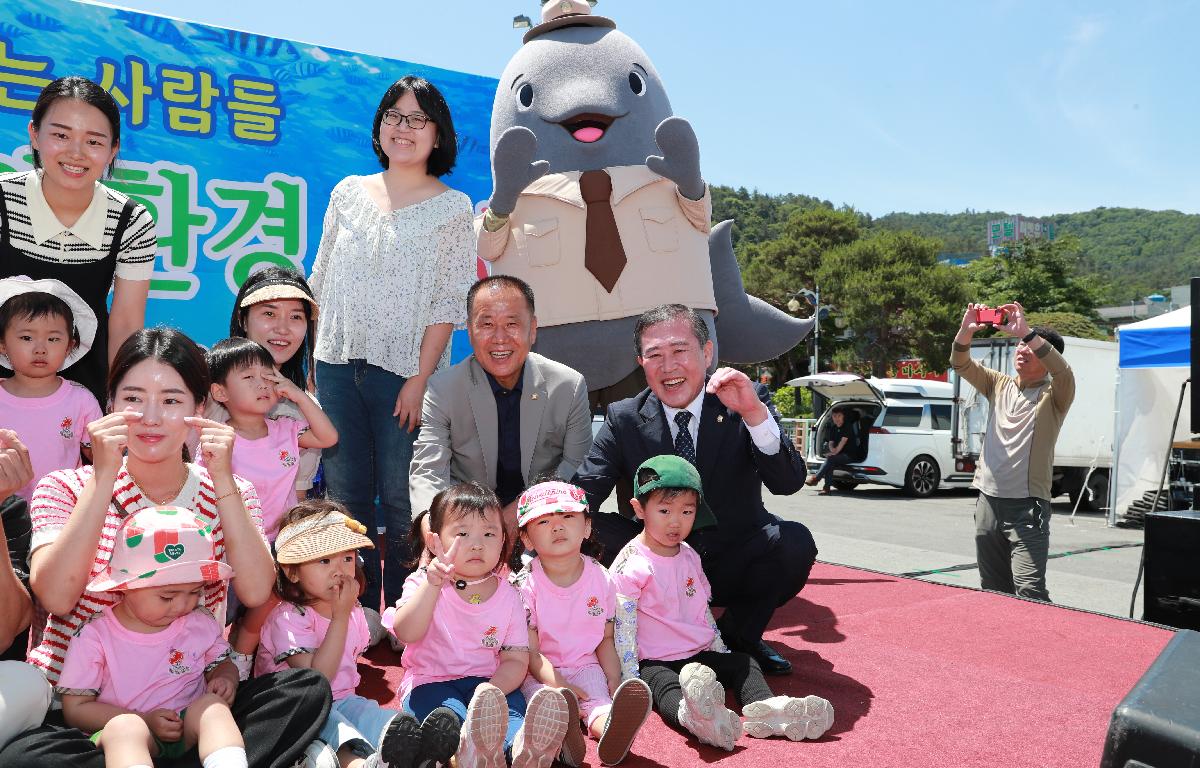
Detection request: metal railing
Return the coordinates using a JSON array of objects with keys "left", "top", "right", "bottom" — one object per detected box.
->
[{"left": 781, "top": 417, "right": 817, "bottom": 456}]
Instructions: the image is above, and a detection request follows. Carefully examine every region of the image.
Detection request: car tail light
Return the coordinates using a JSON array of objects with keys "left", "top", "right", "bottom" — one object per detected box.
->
[
  {"left": 956, "top": 459, "right": 976, "bottom": 472},
  {"left": 869, "top": 426, "right": 890, "bottom": 434}
]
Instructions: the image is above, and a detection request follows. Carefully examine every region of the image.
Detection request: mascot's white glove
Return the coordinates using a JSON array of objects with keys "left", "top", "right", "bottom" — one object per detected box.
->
[
  {"left": 488, "top": 126, "right": 551, "bottom": 216},
  {"left": 614, "top": 593, "right": 641, "bottom": 681},
  {"left": 646, "top": 116, "right": 705, "bottom": 201}
]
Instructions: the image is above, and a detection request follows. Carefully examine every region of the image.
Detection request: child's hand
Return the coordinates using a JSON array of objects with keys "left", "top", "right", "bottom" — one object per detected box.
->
[
  {"left": 184, "top": 417, "right": 236, "bottom": 479},
  {"left": 207, "top": 676, "right": 237, "bottom": 705},
  {"left": 87, "top": 412, "right": 142, "bottom": 481},
  {"left": 425, "top": 535, "right": 461, "bottom": 588},
  {"left": 266, "top": 369, "right": 303, "bottom": 403},
  {"left": 332, "top": 575, "right": 359, "bottom": 619},
  {"left": 143, "top": 709, "right": 183, "bottom": 742}
]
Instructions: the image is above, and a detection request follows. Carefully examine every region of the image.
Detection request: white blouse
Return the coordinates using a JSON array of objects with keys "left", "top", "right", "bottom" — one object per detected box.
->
[{"left": 309, "top": 176, "right": 476, "bottom": 378}]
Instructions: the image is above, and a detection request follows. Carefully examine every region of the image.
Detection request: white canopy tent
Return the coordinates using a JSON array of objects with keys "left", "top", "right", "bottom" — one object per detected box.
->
[{"left": 1109, "top": 306, "right": 1192, "bottom": 524}]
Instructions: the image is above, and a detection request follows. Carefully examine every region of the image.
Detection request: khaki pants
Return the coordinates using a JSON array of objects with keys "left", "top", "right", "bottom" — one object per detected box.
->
[{"left": 974, "top": 493, "right": 1051, "bottom": 602}]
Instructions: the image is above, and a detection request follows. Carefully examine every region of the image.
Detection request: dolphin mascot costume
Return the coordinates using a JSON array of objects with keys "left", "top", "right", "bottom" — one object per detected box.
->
[{"left": 477, "top": 0, "right": 812, "bottom": 404}]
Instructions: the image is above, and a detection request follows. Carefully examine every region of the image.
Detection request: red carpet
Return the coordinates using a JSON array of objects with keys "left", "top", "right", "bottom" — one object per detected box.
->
[{"left": 358, "top": 562, "right": 1173, "bottom": 767}]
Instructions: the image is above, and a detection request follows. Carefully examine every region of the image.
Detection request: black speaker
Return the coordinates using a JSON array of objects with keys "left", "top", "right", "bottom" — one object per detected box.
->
[
  {"left": 1101, "top": 629, "right": 1200, "bottom": 767},
  {"left": 1143, "top": 510, "right": 1200, "bottom": 630},
  {"left": 1192, "top": 277, "right": 1199, "bottom": 434}
]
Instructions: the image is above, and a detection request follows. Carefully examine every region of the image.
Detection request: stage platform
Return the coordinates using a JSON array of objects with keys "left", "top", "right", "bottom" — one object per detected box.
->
[{"left": 359, "top": 562, "right": 1174, "bottom": 768}]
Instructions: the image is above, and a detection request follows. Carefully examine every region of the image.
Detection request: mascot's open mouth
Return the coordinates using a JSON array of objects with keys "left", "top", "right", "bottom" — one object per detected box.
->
[{"left": 559, "top": 112, "right": 620, "bottom": 143}]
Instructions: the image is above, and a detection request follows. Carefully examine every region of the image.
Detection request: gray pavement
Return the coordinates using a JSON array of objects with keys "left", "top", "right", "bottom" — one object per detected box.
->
[{"left": 766, "top": 484, "right": 1147, "bottom": 618}]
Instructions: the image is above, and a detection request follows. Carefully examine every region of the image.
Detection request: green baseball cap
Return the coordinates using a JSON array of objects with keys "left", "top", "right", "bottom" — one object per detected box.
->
[{"left": 633, "top": 455, "right": 717, "bottom": 530}]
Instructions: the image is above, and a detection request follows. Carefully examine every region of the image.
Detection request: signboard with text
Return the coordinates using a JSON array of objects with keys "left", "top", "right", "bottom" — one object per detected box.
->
[{"left": 0, "top": 0, "right": 497, "bottom": 352}]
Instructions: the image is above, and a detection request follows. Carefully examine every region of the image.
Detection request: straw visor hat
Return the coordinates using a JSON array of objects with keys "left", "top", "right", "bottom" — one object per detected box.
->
[{"left": 276, "top": 509, "right": 374, "bottom": 565}]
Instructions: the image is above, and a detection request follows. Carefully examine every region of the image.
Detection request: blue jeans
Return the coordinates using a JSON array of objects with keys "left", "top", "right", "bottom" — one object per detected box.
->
[
  {"left": 318, "top": 695, "right": 401, "bottom": 758},
  {"left": 404, "top": 677, "right": 526, "bottom": 753},
  {"left": 316, "top": 359, "right": 417, "bottom": 610}
]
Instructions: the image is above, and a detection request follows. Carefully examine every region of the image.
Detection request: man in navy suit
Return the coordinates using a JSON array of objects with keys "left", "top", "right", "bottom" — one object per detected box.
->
[{"left": 573, "top": 304, "right": 818, "bottom": 675}]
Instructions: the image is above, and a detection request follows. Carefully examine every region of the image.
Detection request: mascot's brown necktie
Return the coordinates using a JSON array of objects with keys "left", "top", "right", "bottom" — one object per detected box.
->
[{"left": 579, "top": 170, "right": 627, "bottom": 292}]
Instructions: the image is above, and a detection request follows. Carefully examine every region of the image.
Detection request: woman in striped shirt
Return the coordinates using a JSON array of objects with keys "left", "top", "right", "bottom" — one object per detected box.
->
[
  {"left": 0, "top": 76, "right": 157, "bottom": 407},
  {"left": 0, "top": 327, "right": 331, "bottom": 768}
]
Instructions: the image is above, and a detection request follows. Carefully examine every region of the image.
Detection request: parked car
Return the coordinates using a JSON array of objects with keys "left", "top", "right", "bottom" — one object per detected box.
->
[{"left": 786, "top": 373, "right": 975, "bottom": 497}]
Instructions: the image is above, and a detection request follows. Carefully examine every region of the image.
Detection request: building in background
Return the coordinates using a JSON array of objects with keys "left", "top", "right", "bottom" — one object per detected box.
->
[{"left": 986, "top": 215, "right": 1055, "bottom": 254}]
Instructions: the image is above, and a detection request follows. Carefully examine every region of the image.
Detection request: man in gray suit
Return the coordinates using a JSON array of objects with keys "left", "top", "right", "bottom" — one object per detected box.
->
[{"left": 410, "top": 276, "right": 593, "bottom": 532}]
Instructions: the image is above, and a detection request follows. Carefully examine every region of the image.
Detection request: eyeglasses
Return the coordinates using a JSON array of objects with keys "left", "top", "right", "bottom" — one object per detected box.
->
[{"left": 381, "top": 110, "right": 431, "bottom": 130}]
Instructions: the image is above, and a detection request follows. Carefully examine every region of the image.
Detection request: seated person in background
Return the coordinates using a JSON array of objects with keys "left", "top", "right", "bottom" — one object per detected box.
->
[{"left": 805, "top": 407, "right": 857, "bottom": 495}]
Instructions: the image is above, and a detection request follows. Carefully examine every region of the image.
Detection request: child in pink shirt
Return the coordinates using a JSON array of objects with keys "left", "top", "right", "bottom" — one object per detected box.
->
[
  {"left": 204, "top": 338, "right": 338, "bottom": 676},
  {"left": 255, "top": 499, "right": 419, "bottom": 768},
  {"left": 611, "top": 456, "right": 835, "bottom": 752},
  {"left": 512, "top": 481, "right": 652, "bottom": 766},
  {"left": 0, "top": 277, "right": 101, "bottom": 503},
  {"left": 55, "top": 505, "right": 245, "bottom": 768},
  {"left": 388, "top": 482, "right": 569, "bottom": 768}
]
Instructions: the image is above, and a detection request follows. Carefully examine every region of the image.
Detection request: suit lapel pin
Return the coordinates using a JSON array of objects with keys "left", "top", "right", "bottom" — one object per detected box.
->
[
  {"left": 531, "top": 393, "right": 539, "bottom": 400},
  {"left": 716, "top": 414, "right": 724, "bottom": 423}
]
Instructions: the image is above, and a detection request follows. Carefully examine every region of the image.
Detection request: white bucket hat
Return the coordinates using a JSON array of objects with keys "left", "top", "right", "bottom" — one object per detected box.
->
[{"left": 0, "top": 275, "right": 97, "bottom": 371}]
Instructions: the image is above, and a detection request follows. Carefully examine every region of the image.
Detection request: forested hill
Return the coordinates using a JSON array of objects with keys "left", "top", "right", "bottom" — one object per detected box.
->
[{"left": 710, "top": 186, "right": 1200, "bottom": 303}]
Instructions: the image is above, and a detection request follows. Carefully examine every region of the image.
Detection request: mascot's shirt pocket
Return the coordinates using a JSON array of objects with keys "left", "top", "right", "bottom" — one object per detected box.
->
[
  {"left": 639, "top": 207, "right": 679, "bottom": 253},
  {"left": 516, "top": 218, "right": 562, "bottom": 267}
]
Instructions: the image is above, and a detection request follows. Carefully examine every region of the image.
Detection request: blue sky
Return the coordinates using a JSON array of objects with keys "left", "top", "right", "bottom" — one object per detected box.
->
[{"left": 103, "top": 0, "right": 1197, "bottom": 219}]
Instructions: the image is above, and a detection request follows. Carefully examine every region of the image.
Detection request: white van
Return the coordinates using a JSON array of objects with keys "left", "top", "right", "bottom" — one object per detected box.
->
[{"left": 786, "top": 374, "right": 975, "bottom": 496}]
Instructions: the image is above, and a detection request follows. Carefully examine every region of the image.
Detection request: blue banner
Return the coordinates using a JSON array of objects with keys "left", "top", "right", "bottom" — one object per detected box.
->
[{"left": 0, "top": 0, "right": 495, "bottom": 357}]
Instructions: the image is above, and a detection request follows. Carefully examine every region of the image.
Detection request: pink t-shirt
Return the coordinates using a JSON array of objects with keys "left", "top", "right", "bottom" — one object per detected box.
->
[
  {"left": 394, "top": 570, "right": 529, "bottom": 701},
  {"left": 0, "top": 378, "right": 101, "bottom": 503},
  {"left": 609, "top": 538, "right": 715, "bottom": 662},
  {"left": 513, "top": 556, "right": 615, "bottom": 672},
  {"left": 55, "top": 607, "right": 230, "bottom": 714},
  {"left": 254, "top": 600, "right": 370, "bottom": 700},
  {"left": 207, "top": 417, "right": 306, "bottom": 541}
]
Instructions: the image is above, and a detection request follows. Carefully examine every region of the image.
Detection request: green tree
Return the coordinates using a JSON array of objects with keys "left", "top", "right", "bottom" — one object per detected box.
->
[
  {"left": 962, "top": 235, "right": 1103, "bottom": 317},
  {"left": 738, "top": 206, "right": 865, "bottom": 308},
  {"left": 818, "top": 231, "right": 968, "bottom": 377},
  {"left": 1024, "top": 311, "right": 1109, "bottom": 340}
]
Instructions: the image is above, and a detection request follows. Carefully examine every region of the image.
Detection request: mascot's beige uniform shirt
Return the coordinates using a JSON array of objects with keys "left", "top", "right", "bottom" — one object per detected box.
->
[{"left": 475, "top": 165, "right": 717, "bottom": 327}]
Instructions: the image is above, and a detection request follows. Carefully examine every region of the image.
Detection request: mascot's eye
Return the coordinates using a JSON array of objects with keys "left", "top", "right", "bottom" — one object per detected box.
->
[
  {"left": 628, "top": 71, "right": 646, "bottom": 95},
  {"left": 518, "top": 83, "right": 534, "bottom": 108}
]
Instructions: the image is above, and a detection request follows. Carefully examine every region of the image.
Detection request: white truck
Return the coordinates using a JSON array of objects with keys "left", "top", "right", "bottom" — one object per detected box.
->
[{"left": 950, "top": 335, "right": 1118, "bottom": 510}]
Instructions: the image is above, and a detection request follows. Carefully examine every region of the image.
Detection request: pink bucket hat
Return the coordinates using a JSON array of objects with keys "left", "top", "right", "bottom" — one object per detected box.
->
[
  {"left": 516, "top": 480, "right": 589, "bottom": 528},
  {"left": 88, "top": 506, "right": 234, "bottom": 592}
]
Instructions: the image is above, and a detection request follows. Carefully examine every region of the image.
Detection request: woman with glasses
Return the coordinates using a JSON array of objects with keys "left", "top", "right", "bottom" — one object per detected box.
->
[{"left": 309, "top": 76, "right": 476, "bottom": 614}]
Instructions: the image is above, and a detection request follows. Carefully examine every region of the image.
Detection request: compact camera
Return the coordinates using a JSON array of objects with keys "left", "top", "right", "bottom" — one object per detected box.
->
[{"left": 976, "top": 307, "right": 1007, "bottom": 326}]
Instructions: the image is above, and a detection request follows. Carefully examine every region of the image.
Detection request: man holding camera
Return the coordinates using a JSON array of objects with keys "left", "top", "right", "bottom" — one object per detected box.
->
[{"left": 951, "top": 302, "right": 1075, "bottom": 602}]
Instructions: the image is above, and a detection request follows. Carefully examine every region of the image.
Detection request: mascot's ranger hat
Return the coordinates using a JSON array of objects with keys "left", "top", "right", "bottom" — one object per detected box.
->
[
  {"left": 524, "top": 0, "right": 615, "bottom": 43},
  {"left": 0, "top": 275, "right": 97, "bottom": 371},
  {"left": 88, "top": 506, "right": 233, "bottom": 592}
]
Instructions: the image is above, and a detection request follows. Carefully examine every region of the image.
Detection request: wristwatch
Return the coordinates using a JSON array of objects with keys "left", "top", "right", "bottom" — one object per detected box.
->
[{"left": 1021, "top": 331, "right": 1037, "bottom": 344}]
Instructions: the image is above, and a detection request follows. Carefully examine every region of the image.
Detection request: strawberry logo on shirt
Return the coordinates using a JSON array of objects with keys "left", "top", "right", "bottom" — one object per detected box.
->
[
  {"left": 167, "top": 649, "right": 191, "bottom": 675},
  {"left": 586, "top": 596, "right": 604, "bottom": 616},
  {"left": 482, "top": 626, "right": 499, "bottom": 648},
  {"left": 684, "top": 577, "right": 696, "bottom": 598},
  {"left": 59, "top": 417, "right": 73, "bottom": 439},
  {"left": 280, "top": 450, "right": 296, "bottom": 468}
]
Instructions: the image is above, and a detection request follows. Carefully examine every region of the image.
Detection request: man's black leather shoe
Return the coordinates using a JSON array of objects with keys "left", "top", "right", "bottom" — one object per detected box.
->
[{"left": 748, "top": 640, "right": 792, "bottom": 676}]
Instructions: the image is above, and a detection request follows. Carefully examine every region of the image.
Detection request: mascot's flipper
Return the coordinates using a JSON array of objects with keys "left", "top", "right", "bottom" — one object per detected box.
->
[{"left": 709, "top": 219, "right": 814, "bottom": 364}]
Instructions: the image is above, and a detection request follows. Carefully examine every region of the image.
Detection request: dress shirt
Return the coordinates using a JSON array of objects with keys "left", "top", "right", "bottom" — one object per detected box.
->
[
  {"left": 486, "top": 365, "right": 525, "bottom": 506},
  {"left": 661, "top": 387, "right": 782, "bottom": 456}
]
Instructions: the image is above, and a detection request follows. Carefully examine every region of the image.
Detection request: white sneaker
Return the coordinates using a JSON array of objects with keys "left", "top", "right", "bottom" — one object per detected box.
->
[
  {"left": 511, "top": 687, "right": 569, "bottom": 768},
  {"left": 742, "top": 695, "right": 834, "bottom": 741},
  {"left": 362, "top": 607, "right": 388, "bottom": 648},
  {"left": 456, "top": 683, "right": 507, "bottom": 768},
  {"left": 295, "top": 740, "right": 339, "bottom": 768},
  {"left": 676, "top": 663, "right": 739, "bottom": 751}
]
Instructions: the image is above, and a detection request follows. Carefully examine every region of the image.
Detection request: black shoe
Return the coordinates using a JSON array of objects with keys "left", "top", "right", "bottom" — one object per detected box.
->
[
  {"left": 379, "top": 711, "right": 421, "bottom": 768},
  {"left": 748, "top": 640, "right": 793, "bottom": 676},
  {"left": 417, "top": 706, "right": 462, "bottom": 768}
]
